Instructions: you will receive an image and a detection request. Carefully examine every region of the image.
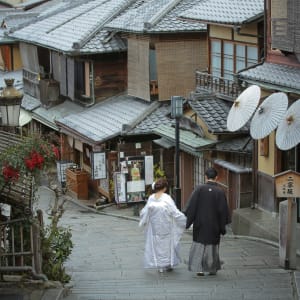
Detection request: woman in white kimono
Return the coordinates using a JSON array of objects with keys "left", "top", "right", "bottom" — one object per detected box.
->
[{"left": 139, "top": 178, "right": 186, "bottom": 273}]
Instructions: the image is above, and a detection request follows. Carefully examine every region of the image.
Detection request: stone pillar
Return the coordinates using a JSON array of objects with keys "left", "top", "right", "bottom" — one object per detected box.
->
[{"left": 279, "top": 199, "right": 297, "bottom": 269}]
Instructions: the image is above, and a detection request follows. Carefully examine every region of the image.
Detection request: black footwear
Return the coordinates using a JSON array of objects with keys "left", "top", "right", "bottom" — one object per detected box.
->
[{"left": 196, "top": 272, "right": 204, "bottom": 276}]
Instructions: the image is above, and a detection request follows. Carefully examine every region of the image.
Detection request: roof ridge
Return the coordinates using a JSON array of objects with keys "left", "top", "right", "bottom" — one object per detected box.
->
[
  {"left": 7, "top": 0, "right": 88, "bottom": 33},
  {"left": 144, "top": 0, "right": 181, "bottom": 29},
  {"left": 73, "top": 0, "right": 138, "bottom": 50},
  {"left": 47, "top": 0, "right": 107, "bottom": 35}
]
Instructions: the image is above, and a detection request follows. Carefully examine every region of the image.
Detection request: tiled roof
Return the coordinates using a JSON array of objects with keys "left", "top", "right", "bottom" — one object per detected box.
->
[
  {"left": 188, "top": 96, "right": 232, "bottom": 134},
  {"left": 216, "top": 136, "right": 252, "bottom": 154},
  {"left": 9, "top": 0, "right": 132, "bottom": 54},
  {"left": 2, "top": 12, "right": 38, "bottom": 29},
  {"left": 21, "top": 94, "right": 41, "bottom": 111},
  {"left": 81, "top": 30, "right": 127, "bottom": 54},
  {"left": 238, "top": 62, "right": 300, "bottom": 93},
  {"left": 56, "top": 95, "right": 156, "bottom": 144},
  {"left": 32, "top": 100, "right": 85, "bottom": 131},
  {"left": 128, "top": 103, "right": 174, "bottom": 135},
  {"left": 105, "top": 0, "right": 206, "bottom": 33},
  {"left": 180, "top": 0, "right": 264, "bottom": 25}
]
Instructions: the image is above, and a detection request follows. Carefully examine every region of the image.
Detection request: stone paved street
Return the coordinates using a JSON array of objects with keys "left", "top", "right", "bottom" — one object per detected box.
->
[{"left": 43, "top": 192, "right": 296, "bottom": 300}]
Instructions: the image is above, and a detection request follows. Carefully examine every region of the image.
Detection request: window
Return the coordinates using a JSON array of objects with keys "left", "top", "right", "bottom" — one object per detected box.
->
[
  {"left": 211, "top": 40, "right": 258, "bottom": 79},
  {"left": 211, "top": 40, "right": 221, "bottom": 78}
]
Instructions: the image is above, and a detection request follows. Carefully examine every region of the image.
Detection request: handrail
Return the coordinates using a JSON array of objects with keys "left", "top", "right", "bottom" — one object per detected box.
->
[{"left": 195, "top": 71, "right": 241, "bottom": 100}]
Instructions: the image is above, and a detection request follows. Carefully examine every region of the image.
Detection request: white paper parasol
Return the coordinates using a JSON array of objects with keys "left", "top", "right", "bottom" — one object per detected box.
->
[
  {"left": 276, "top": 99, "right": 300, "bottom": 150},
  {"left": 250, "top": 92, "right": 288, "bottom": 139},
  {"left": 227, "top": 85, "right": 261, "bottom": 132}
]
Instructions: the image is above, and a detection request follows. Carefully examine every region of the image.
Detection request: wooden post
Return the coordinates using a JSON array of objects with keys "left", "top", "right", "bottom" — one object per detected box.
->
[
  {"left": 275, "top": 170, "right": 300, "bottom": 269},
  {"left": 32, "top": 222, "right": 42, "bottom": 274}
]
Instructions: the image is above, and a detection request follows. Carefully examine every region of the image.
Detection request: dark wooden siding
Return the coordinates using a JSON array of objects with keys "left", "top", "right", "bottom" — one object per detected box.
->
[{"left": 93, "top": 52, "right": 127, "bottom": 102}]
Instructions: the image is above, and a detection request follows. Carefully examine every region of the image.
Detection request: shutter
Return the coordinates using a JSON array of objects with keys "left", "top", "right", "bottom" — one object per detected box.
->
[
  {"left": 128, "top": 38, "right": 150, "bottom": 101},
  {"left": 156, "top": 39, "right": 204, "bottom": 100},
  {"left": 20, "top": 42, "right": 39, "bottom": 72},
  {"left": 51, "top": 51, "right": 60, "bottom": 82},
  {"left": 271, "top": 0, "right": 294, "bottom": 52}
]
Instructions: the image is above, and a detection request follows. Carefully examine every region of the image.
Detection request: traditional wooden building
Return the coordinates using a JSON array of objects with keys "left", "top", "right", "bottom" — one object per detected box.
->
[
  {"left": 105, "top": 0, "right": 207, "bottom": 102},
  {"left": 238, "top": 0, "right": 300, "bottom": 221},
  {"left": 178, "top": 0, "right": 264, "bottom": 213},
  {"left": 102, "top": 0, "right": 213, "bottom": 207}
]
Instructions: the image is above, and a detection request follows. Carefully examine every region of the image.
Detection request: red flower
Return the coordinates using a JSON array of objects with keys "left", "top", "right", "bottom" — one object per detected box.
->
[
  {"left": 2, "top": 165, "right": 20, "bottom": 182},
  {"left": 51, "top": 145, "right": 60, "bottom": 160},
  {"left": 24, "top": 157, "right": 35, "bottom": 170}
]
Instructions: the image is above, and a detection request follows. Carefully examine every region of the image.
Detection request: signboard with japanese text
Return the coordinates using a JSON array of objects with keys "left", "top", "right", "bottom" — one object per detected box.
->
[
  {"left": 91, "top": 152, "right": 106, "bottom": 179},
  {"left": 275, "top": 170, "right": 300, "bottom": 198},
  {"left": 114, "top": 172, "right": 126, "bottom": 203},
  {"left": 56, "top": 161, "right": 74, "bottom": 183}
]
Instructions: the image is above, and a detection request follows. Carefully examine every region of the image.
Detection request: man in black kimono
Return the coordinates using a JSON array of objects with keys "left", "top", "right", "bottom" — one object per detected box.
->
[{"left": 184, "top": 167, "right": 230, "bottom": 276}]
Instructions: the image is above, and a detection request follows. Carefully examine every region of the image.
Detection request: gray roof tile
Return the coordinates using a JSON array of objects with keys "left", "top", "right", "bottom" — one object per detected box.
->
[
  {"left": 9, "top": 0, "right": 132, "bottom": 54},
  {"left": 56, "top": 95, "right": 155, "bottom": 143},
  {"left": 106, "top": 0, "right": 206, "bottom": 33},
  {"left": 216, "top": 136, "right": 252, "bottom": 153},
  {"left": 128, "top": 103, "right": 174, "bottom": 135},
  {"left": 188, "top": 93, "right": 249, "bottom": 134},
  {"left": 180, "top": 0, "right": 264, "bottom": 25},
  {"left": 238, "top": 62, "right": 300, "bottom": 93}
]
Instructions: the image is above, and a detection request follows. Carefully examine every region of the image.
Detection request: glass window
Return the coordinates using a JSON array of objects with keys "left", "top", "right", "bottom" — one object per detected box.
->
[
  {"left": 236, "top": 45, "right": 246, "bottom": 72},
  {"left": 210, "top": 39, "right": 258, "bottom": 79},
  {"left": 194, "top": 155, "right": 204, "bottom": 186},
  {"left": 223, "top": 42, "right": 234, "bottom": 80},
  {"left": 247, "top": 46, "right": 258, "bottom": 67},
  {"left": 211, "top": 40, "right": 221, "bottom": 78}
]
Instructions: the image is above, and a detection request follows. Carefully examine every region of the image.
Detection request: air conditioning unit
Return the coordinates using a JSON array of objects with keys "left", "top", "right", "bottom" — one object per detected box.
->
[{"left": 39, "top": 79, "right": 60, "bottom": 107}]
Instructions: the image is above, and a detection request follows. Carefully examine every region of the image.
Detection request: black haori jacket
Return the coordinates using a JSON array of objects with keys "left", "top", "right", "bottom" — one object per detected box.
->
[{"left": 184, "top": 181, "right": 231, "bottom": 245}]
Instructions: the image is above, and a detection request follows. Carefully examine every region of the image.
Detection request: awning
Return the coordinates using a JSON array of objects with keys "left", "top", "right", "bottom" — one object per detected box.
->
[
  {"left": 153, "top": 125, "right": 216, "bottom": 157},
  {"left": 19, "top": 109, "right": 32, "bottom": 127}
]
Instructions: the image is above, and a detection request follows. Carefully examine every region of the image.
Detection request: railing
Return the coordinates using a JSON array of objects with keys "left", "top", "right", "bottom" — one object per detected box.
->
[
  {"left": 195, "top": 71, "right": 241, "bottom": 100},
  {"left": 0, "top": 217, "right": 46, "bottom": 281}
]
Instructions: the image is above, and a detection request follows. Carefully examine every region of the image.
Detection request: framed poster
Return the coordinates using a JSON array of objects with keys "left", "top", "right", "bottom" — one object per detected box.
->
[
  {"left": 91, "top": 152, "right": 106, "bottom": 179},
  {"left": 56, "top": 161, "right": 74, "bottom": 183},
  {"left": 114, "top": 172, "right": 126, "bottom": 203}
]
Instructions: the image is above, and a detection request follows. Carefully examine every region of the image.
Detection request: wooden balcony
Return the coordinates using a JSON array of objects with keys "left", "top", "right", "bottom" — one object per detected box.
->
[{"left": 195, "top": 71, "right": 241, "bottom": 100}]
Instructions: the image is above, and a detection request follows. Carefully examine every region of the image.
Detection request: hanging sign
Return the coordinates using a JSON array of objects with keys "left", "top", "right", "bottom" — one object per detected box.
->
[
  {"left": 274, "top": 170, "right": 300, "bottom": 198},
  {"left": 114, "top": 172, "right": 126, "bottom": 203},
  {"left": 91, "top": 152, "right": 106, "bottom": 179}
]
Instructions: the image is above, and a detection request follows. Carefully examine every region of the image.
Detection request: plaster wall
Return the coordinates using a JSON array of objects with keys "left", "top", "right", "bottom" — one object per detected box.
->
[
  {"left": 233, "top": 23, "right": 258, "bottom": 44},
  {"left": 258, "top": 132, "right": 276, "bottom": 176},
  {"left": 210, "top": 25, "right": 231, "bottom": 39}
]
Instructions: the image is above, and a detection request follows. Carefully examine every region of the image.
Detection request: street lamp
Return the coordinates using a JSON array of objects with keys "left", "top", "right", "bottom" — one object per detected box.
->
[
  {"left": 171, "top": 96, "right": 183, "bottom": 210},
  {"left": 0, "top": 78, "right": 22, "bottom": 128}
]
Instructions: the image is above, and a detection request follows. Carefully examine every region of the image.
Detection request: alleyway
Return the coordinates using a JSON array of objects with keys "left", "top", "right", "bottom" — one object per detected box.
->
[{"left": 39, "top": 190, "right": 296, "bottom": 300}]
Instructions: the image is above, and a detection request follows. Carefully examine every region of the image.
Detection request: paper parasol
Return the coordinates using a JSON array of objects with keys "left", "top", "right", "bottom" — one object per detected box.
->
[
  {"left": 250, "top": 92, "right": 288, "bottom": 139},
  {"left": 276, "top": 99, "right": 300, "bottom": 150},
  {"left": 227, "top": 85, "right": 261, "bottom": 132}
]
